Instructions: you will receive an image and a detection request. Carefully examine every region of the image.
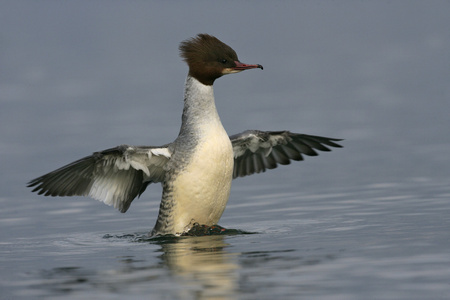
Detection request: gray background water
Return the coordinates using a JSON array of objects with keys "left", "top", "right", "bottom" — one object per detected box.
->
[{"left": 1, "top": 1, "right": 449, "bottom": 299}]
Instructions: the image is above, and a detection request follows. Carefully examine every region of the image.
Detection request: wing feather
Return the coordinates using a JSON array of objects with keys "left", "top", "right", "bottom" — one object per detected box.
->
[
  {"left": 28, "top": 144, "right": 171, "bottom": 212},
  {"left": 231, "top": 130, "right": 342, "bottom": 178}
]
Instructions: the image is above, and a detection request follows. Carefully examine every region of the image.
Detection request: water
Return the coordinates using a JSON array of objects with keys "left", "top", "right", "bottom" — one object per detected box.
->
[
  {"left": 2, "top": 180, "right": 449, "bottom": 299},
  {"left": 1, "top": 1, "right": 450, "bottom": 299}
]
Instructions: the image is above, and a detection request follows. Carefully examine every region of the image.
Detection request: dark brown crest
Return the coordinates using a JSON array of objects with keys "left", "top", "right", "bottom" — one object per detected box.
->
[{"left": 179, "top": 34, "right": 239, "bottom": 85}]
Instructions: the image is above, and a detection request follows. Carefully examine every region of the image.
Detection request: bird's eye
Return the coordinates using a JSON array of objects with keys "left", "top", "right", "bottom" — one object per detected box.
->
[{"left": 221, "top": 59, "right": 228, "bottom": 64}]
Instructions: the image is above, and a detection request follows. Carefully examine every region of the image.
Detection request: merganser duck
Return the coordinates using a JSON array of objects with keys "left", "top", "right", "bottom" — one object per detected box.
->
[{"left": 28, "top": 34, "right": 342, "bottom": 236}]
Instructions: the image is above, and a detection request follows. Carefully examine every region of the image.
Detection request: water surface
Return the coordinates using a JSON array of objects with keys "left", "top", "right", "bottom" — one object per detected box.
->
[{"left": 1, "top": 1, "right": 450, "bottom": 299}]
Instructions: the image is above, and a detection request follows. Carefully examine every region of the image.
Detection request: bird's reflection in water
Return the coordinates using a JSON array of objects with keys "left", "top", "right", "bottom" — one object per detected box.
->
[
  {"left": 30, "top": 234, "right": 241, "bottom": 299},
  {"left": 156, "top": 235, "right": 239, "bottom": 299}
]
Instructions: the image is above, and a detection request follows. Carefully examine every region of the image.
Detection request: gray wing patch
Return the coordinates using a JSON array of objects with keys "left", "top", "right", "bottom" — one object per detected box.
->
[
  {"left": 28, "top": 144, "right": 171, "bottom": 212},
  {"left": 230, "top": 130, "right": 342, "bottom": 178}
]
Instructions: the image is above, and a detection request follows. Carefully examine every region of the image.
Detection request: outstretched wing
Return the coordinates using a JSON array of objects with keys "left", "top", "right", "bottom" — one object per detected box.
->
[
  {"left": 28, "top": 144, "right": 171, "bottom": 212},
  {"left": 230, "top": 130, "right": 342, "bottom": 178}
]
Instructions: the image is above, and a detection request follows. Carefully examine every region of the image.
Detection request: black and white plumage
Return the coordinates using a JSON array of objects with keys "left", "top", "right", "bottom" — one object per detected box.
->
[
  {"left": 29, "top": 145, "right": 171, "bottom": 213},
  {"left": 28, "top": 34, "right": 342, "bottom": 236},
  {"left": 28, "top": 132, "right": 341, "bottom": 212},
  {"left": 231, "top": 130, "right": 342, "bottom": 178}
]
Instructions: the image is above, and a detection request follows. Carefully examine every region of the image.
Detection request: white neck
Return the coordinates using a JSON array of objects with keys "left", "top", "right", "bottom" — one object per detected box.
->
[{"left": 179, "top": 76, "right": 222, "bottom": 136}]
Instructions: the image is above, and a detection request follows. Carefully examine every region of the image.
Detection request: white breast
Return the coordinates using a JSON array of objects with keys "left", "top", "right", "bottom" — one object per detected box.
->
[{"left": 170, "top": 122, "right": 233, "bottom": 234}]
